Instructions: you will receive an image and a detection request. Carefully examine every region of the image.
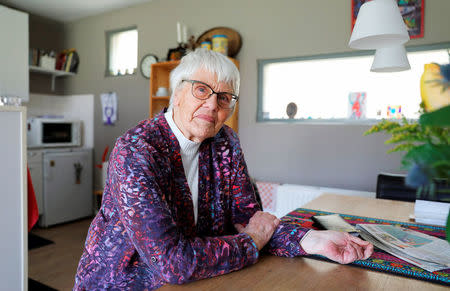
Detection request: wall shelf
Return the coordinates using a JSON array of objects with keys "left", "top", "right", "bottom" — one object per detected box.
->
[{"left": 29, "top": 65, "right": 75, "bottom": 91}]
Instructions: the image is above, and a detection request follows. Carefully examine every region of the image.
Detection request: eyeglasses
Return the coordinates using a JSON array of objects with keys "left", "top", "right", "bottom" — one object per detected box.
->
[{"left": 182, "top": 79, "right": 239, "bottom": 109}]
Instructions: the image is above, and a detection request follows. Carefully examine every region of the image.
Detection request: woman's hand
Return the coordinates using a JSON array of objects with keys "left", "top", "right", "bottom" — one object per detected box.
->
[
  {"left": 235, "top": 211, "right": 280, "bottom": 250},
  {"left": 300, "top": 230, "right": 373, "bottom": 264}
]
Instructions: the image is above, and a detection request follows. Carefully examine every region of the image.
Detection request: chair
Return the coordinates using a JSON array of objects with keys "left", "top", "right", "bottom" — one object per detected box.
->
[
  {"left": 251, "top": 179, "right": 264, "bottom": 211},
  {"left": 376, "top": 173, "right": 416, "bottom": 202},
  {"left": 376, "top": 173, "right": 449, "bottom": 202}
]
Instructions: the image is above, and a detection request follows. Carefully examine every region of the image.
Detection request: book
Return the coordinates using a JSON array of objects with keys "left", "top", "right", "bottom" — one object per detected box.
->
[
  {"left": 311, "top": 214, "right": 360, "bottom": 235},
  {"left": 55, "top": 51, "right": 67, "bottom": 71},
  {"left": 65, "top": 52, "right": 73, "bottom": 72}
]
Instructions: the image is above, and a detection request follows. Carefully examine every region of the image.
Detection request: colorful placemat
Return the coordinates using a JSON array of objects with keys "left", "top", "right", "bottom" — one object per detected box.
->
[{"left": 282, "top": 208, "right": 449, "bottom": 286}]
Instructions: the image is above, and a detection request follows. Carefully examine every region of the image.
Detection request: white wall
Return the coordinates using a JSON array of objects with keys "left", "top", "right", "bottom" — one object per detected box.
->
[
  {"left": 26, "top": 93, "right": 95, "bottom": 148},
  {"left": 62, "top": 0, "right": 450, "bottom": 192}
]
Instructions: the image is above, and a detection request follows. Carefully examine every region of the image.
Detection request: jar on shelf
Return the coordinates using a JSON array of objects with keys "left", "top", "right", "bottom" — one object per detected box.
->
[
  {"left": 201, "top": 41, "right": 212, "bottom": 50},
  {"left": 212, "top": 34, "right": 228, "bottom": 55}
]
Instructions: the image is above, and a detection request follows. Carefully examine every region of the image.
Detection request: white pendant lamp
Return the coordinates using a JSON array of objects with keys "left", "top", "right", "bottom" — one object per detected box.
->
[
  {"left": 371, "top": 45, "right": 411, "bottom": 72},
  {"left": 349, "top": 0, "right": 410, "bottom": 49}
]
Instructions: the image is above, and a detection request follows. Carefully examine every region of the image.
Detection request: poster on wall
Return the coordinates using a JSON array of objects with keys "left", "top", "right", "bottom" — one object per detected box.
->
[
  {"left": 101, "top": 92, "right": 118, "bottom": 125},
  {"left": 351, "top": 0, "right": 425, "bottom": 39},
  {"left": 348, "top": 92, "right": 367, "bottom": 120}
]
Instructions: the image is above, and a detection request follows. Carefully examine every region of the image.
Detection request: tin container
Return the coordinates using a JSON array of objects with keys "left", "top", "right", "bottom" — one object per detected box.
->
[
  {"left": 201, "top": 41, "right": 212, "bottom": 50},
  {"left": 212, "top": 34, "right": 228, "bottom": 55}
]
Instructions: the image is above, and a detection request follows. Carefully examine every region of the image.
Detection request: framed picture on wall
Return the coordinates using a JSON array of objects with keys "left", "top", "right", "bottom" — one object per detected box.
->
[{"left": 351, "top": 0, "right": 425, "bottom": 39}]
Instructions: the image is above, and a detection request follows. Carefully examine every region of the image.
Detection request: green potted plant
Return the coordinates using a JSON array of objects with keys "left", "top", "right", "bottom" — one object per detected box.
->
[{"left": 364, "top": 63, "right": 450, "bottom": 241}]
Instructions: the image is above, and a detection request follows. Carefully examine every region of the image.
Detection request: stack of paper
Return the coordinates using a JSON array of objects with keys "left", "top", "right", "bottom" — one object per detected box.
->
[
  {"left": 357, "top": 224, "right": 450, "bottom": 272},
  {"left": 414, "top": 200, "right": 450, "bottom": 226}
]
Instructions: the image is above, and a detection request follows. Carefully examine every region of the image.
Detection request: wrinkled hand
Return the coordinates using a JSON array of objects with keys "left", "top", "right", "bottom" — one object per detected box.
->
[
  {"left": 300, "top": 230, "right": 373, "bottom": 264},
  {"left": 235, "top": 211, "right": 280, "bottom": 250}
]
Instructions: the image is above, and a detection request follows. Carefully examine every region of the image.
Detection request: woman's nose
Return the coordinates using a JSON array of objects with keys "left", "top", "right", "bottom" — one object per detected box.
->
[{"left": 202, "top": 93, "right": 219, "bottom": 111}]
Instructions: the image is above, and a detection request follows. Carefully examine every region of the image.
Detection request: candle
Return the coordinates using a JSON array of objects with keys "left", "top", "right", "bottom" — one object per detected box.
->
[
  {"left": 183, "top": 25, "right": 188, "bottom": 44},
  {"left": 177, "top": 22, "right": 181, "bottom": 44}
]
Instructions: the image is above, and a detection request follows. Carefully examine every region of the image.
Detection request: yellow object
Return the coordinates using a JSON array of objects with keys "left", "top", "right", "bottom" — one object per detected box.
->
[
  {"left": 212, "top": 35, "right": 228, "bottom": 55},
  {"left": 200, "top": 41, "right": 211, "bottom": 50},
  {"left": 420, "top": 63, "right": 450, "bottom": 112}
]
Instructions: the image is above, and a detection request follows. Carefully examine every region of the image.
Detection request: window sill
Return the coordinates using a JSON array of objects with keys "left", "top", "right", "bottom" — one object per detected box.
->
[
  {"left": 105, "top": 72, "right": 137, "bottom": 77},
  {"left": 256, "top": 118, "right": 417, "bottom": 126}
]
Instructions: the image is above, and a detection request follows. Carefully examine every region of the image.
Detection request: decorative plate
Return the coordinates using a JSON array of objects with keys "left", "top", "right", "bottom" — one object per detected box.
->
[{"left": 196, "top": 27, "right": 242, "bottom": 57}]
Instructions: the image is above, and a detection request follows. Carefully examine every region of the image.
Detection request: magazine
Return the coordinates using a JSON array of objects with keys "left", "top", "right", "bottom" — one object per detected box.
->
[{"left": 356, "top": 224, "right": 450, "bottom": 272}]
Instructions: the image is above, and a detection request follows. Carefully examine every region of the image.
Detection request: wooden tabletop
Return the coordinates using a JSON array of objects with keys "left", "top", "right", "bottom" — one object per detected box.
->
[{"left": 159, "top": 194, "right": 448, "bottom": 290}]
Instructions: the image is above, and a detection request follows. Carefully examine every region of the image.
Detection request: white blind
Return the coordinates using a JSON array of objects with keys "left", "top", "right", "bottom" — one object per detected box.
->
[{"left": 109, "top": 28, "right": 138, "bottom": 75}]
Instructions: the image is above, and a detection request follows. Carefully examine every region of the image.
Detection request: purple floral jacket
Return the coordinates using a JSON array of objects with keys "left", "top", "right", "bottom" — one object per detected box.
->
[{"left": 74, "top": 111, "right": 309, "bottom": 290}]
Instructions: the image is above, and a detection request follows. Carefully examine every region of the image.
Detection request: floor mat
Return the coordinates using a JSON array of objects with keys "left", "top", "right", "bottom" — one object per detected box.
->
[
  {"left": 28, "top": 278, "right": 59, "bottom": 291},
  {"left": 28, "top": 233, "right": 54, "bottom": 250}
]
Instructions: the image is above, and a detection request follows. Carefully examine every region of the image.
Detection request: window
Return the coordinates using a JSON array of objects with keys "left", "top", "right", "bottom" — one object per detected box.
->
[
  {"left": 258, "top": 43, "right": 450, "bottom": 122},
  {"left": 106, "top": 26, "right": 138, "bottom": 76}
]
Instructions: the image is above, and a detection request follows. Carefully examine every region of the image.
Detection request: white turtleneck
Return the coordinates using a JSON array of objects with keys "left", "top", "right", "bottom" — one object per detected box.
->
[{"left": 164, "top": 110, "right": 201, "bottom": 224}]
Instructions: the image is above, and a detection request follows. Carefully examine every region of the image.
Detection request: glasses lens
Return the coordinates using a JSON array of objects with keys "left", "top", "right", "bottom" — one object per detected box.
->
[
  {"left": 192, "top": 82, "right": 211, "bottom": 99},
  {"left": 217, "top": 93, "right": 234, "bottom": 108}
]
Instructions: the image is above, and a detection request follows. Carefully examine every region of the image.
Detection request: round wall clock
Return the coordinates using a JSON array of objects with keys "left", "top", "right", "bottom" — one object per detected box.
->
[{"left": 140, "top": 54, "right": 158, "bottom": 79}]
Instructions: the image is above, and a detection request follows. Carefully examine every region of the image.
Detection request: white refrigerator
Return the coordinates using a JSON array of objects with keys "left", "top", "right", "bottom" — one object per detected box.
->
[{"left": 40, "top": 148, "right": 93, "bottom": 227}]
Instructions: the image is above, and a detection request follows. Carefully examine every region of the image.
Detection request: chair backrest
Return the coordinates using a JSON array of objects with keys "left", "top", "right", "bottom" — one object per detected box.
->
[
  {"left": 376, "top": 173, "right": 416, "bottom": 202},
  {"left": 376, "top": 173, "right": 450, "bottom": 202}
]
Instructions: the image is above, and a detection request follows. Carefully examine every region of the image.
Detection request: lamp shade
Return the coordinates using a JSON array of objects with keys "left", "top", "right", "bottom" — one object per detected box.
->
[
  {"left": 349, "top": 0, "right": 410, "bottom": 49},
  {"left": 371, "top": 45, "right": 411, "bottom": 72}
]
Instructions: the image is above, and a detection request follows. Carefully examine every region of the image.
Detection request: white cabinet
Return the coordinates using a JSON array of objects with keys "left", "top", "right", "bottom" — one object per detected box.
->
[
  {"left": 0, "top": 106, "right": 27, "bottom": 291},
  {"left": 0, "top": 5, "right": 29, "bottom": 101}
]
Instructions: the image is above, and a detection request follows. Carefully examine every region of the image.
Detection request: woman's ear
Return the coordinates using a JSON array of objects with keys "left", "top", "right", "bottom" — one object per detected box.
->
[{"left": 172, "top": 90, "right": 181, "bottom": 107}]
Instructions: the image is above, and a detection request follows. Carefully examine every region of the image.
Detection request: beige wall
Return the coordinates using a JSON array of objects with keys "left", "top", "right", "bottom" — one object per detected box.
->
[
  {"left": 29, "top": 14, "right": 66, "bottom": 95},
  {"left": 63, "top": 0, "right": 450, "bottom": 190}
]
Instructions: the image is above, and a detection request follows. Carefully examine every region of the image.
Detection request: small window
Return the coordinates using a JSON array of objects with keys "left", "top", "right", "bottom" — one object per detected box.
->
[
  {"left": 106, "top": 26, "right": 138, "bottom": 76},
  {"left": 258, "top": 43, "right": 450, "bottom": 123}
]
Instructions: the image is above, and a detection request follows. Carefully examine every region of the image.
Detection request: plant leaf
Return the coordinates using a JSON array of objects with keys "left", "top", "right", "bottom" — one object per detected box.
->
[{"left": 420, "top": 105, "right": 450, "bottom": 126}]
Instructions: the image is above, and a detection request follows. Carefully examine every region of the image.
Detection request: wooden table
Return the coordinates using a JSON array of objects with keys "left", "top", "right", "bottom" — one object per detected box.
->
[{"left": 160, "top": 194, "right": 448, "bottom": 290}]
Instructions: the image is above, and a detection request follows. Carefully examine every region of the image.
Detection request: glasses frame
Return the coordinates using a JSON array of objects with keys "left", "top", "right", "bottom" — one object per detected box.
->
[{"left": 182, "top": 79, "right": 239, "bottom": 109}]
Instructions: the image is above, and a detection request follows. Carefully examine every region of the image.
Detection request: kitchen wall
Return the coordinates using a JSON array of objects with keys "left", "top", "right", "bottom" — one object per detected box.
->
[
  {"left": 63, "top": 0, "right": 450, "bottom": 191},
  {"left": 26, "top": 93, "right": 95, "bottom": 149}
]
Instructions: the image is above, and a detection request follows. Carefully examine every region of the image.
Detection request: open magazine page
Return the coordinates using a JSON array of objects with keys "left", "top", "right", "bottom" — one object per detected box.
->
[{"left": 356, "top": 224, "right": 450, "bottom": 272}]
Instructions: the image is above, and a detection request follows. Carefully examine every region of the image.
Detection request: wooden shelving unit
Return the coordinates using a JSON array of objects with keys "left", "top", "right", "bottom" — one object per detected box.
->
[
  {"left": 29, "top": 65, "right": 75, "bottom": 91},
  {"left": 149, "top": 58, "right": 240, "bottom": 133}
]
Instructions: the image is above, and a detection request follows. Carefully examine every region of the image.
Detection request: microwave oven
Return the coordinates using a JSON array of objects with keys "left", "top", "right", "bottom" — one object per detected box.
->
[{"left": 27, "top": 118, "right": 82, "bottom": 148}]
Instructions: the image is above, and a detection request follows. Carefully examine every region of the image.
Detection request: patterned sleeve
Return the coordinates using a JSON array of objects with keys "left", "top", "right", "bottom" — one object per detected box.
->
[
  {"left": 230, "top": 145, "right": 310, "bottom": 257},
  {"left": 110, "top": 141, "right": 259, "bottom": 284}
]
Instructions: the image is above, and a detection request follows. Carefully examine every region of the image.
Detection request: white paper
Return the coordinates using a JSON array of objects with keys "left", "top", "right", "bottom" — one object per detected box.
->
[
  {"left": 415, "top": 200, "right": 450, "bottom": 226},
  {"left": 101, "top": 92, "right": 118, "bottom": 125}
]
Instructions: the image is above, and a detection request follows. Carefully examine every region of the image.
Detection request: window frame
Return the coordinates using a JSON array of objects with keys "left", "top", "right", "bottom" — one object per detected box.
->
[
  {"left": 105, "top": 25, "right": 138, "bottom": 77},
  {"left": 257, "top": 42, "right": 450, "bottom": 124}
]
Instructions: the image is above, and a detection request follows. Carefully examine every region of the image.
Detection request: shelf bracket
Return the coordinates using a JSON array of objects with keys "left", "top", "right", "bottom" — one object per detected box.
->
[{"left": 51, "top": 76, "right": 56, "bottom": 92}]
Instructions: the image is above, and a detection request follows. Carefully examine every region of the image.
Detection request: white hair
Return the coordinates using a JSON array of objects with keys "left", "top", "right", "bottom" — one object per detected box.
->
[{"left": 168, "top": 48, "right": 240, "bottom": 110}]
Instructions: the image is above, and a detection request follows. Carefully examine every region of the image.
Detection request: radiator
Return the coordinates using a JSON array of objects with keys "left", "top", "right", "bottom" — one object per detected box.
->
[{"left": 257, "top": 182, "right": 375, "bottom": 218}]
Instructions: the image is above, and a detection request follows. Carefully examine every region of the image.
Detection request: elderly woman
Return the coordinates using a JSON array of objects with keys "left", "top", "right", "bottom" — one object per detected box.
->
[{"left": 74, "top": 49, "right": 373, "bottom": 290}]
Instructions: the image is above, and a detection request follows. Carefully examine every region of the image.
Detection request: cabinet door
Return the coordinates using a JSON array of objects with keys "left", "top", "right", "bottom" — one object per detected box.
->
[
  {"left": 0, "top": 5, "right": 29, "bottom": 101},
  {"left": 43, "top": 150, "right": 93, "bottom": 226}
]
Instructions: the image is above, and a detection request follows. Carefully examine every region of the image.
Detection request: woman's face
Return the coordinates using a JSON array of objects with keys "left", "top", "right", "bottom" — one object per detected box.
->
[{"left": 172, "top": 68, "right": 234, "bottom": 143}]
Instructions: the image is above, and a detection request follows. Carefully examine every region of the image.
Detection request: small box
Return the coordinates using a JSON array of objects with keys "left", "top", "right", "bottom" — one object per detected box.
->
[{"left": 39, "top": 55, "right": 56, "bottom": 70}]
